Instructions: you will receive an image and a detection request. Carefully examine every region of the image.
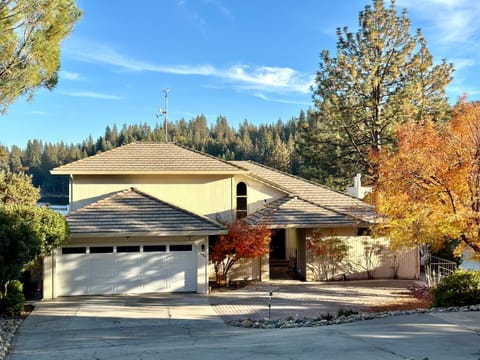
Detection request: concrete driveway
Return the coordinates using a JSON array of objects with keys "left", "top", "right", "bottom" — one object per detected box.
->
[{"left": 8, "top": 292, "right": 480, "bottom": 360}]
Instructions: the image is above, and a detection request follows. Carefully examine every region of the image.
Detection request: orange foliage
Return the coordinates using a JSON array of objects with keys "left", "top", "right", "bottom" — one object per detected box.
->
[
  {"left": 373, "top": 100, "right": 480, "bottom": 255},
  {"left": 210, "top": 220, "right": 271, "bottom": 280}
]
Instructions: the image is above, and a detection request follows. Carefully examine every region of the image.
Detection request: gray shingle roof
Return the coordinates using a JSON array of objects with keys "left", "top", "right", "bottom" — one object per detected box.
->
[
  {"left": 66, "top": 188, "right": 227, "bottom": 236},
  {"left": 52, "top": 142, "right": 246, "bottom": 175},
  {"left": 231, "top": 160, "right": 375, "bottom": 224},
  {"left": 245, "top": 196, "right": 359, "bottom": 228}
]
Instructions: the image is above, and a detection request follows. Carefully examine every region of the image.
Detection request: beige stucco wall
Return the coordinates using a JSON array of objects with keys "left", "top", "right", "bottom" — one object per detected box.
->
[
  {"left": 285, "top": 228, "right": 297, "bottom": 256},
  {"left": 285, "top": 228, "right": 305, "bottom": 277},
  {"left": 305, "top": 235, "right": 419, "bottom": 281},
  {"left": 208, "top": 254, "right": 270, "bottom": 284},
  {"left": 70, "top": 174, "right": 235, "bottom": 222}
]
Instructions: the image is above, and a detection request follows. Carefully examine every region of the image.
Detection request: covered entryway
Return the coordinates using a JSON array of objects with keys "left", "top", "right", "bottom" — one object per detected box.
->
[
  {"left": 56, "top": 244, "right": 197, "bottom": 296},
  {"left": 269, "top": 229, "right": 290, "bottom": 279}
]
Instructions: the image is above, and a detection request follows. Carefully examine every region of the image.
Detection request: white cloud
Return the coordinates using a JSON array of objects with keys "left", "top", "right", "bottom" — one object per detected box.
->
[
  {"left": 61, "top": 91, "right": 124, "bottom": 100},
  {"left": 65, "top": 42, "right": 313, "bottom": 94},
  {"left": 67, "top": 42, "right": 217, "bottom": 75},
  {"left": 397, "top": 0, "right": 480, "bottom": 100},
  {"left": 253, "top": 92, "right": 311, "bottom": 106},
  {"left": 450, "top": 58, "right": 476, "bottom": 71},
  {"left": 24, "top": 110, "right": 49, "bottom": 116},
  {"left": 59, "top": 70, "right": 83, "bottom": 81},
  {"left": 397, "top": 0, "right": 480, "bottom": 45},
  {"left": 203, "top": 0, "right": 233, "bottom": 19},
  {"left": 223, "top": 65, "right": 314, "bottom": 93}
]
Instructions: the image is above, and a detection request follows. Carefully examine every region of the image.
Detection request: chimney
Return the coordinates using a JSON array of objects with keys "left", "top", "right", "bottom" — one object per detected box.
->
[{"left": 347, "top": 173, "right": 372, "bottom": 199}]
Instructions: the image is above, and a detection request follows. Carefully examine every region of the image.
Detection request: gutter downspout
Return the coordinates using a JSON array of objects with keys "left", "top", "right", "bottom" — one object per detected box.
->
[
  {"left": 69, "top": 175, "right": 74, "bottom": 211},
  {"left": 51, "top": 249, "right": 55, "bottom": 299},
  {"left": 205, "top": 240, "right": 209, "bottom": 294},
  {"left": 230, "top": 176, "right": 234, "bottom": 222}
]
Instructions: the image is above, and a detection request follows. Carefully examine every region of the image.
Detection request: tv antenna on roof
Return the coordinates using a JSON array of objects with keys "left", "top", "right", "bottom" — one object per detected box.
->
[{"left": 157, "top": 88, "right": 170, "bottom": 142}]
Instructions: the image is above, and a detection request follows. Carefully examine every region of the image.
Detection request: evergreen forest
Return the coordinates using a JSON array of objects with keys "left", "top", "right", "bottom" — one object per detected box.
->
[{"left": 0, "top": 110, "right": 320, "bottom": 204}]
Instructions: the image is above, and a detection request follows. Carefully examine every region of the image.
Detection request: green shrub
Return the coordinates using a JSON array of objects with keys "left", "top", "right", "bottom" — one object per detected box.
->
[
  {"left": 337, "top": 308, "right": 358, "bottom": 317},
  {"left": 5, "top": 280, "right": 25, "bottom": 316},
  {"left": 431, "top": 270, "right": 480, "bottom": 308},
  {"left": 318, "top": 312, "right": 333, "bottom": 321}
]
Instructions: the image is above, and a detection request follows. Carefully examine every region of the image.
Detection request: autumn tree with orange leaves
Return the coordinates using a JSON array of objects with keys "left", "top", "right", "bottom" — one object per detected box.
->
[
  {"left": 373, "top": 100, "right": 480, "bottom": 257},
  {"left": 210, "top": 220, "right": 271, "bottom": 282}
]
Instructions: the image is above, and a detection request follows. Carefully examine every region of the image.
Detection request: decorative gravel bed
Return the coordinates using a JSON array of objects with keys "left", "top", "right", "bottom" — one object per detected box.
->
[
  {"left": 0, "top": 318, "right": 23, "bottom": 360},
  {"left": 227, "top": 304, "right": 480, "bottom": 329}
]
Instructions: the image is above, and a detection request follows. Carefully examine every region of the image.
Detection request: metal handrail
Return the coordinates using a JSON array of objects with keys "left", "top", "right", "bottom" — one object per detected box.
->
[{"left": 425, "top": 256, "right": 457, "bottom": 287}]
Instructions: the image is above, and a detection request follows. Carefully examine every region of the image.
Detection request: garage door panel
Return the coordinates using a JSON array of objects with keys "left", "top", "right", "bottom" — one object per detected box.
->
[
  {"left": 88, "top": 254, "right": 115, "bottom": 295},
  {"left": 169, "top": 252, "right": 196, "bottom": 291},
  {"left": 115, "top": 253, "right": 142, "bottom": 294},
  {"left": 168, "top": 271, "right": 187, "bottom": 291},
  {"left": 57, "top": 254, "right": 88, "bottom": 296},
  {"left": 142, "top": 253, "right": 169, "bottom": 292}
]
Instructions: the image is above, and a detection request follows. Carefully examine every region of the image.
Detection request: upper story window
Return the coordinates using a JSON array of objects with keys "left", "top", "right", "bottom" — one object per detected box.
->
[{"left": 236, "top": 182, "right": 247, "bottom": 219}]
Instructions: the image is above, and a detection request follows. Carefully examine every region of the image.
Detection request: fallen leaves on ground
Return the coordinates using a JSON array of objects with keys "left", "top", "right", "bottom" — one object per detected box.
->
[{"left": 366, "top": 286, "right": 433, "bottom": 312}]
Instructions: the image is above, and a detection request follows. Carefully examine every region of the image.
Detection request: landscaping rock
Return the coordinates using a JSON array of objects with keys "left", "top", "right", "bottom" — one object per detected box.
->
[
  {"left": 0, "top": 318, "right": 23, "bottom": 360},
  {"left": 240, "top": 319, "right": 253, "bottom": 328},
  {"left": 226, "top": 304, "right": 480, "bottom": 329}
]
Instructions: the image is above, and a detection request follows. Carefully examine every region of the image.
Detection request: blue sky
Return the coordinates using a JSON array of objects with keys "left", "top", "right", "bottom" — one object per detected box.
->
[{"left": 2, "top": 0, "right": 480, "bottom": 148}]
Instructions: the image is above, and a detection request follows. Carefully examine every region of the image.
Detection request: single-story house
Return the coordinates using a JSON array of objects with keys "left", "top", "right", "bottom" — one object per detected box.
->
[{"left": 44, "top": 142, "right": 418, "bottom": 298}]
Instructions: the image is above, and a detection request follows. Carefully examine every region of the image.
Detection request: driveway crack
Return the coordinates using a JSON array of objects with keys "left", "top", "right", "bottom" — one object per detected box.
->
[{"left": 330, "top": 328, "right": 407, "bottom": 359}]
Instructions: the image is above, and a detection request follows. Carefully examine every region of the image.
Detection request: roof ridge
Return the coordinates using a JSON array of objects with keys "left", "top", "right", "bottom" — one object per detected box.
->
[{"left": 53, "top": 141, "right": 246, "bottom": 174}]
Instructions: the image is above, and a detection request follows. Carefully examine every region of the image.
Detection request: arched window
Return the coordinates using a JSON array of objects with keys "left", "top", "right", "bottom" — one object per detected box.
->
[{"left": 236, "top": 182, "right": 247, "bottom": 219}]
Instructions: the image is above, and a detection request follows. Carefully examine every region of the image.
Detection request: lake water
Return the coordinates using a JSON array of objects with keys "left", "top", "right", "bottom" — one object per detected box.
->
[
  {"left": 460, "top": 248, "right": 480, "bottom": 270},
  {"left": 37, "top": 203, "right": 69, "bottom": 215}
]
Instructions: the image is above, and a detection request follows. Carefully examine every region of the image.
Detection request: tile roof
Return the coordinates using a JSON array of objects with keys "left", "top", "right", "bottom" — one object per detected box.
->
[
  {"left": 245, "top": 196, "right": 359, "bottom": 228},
  {"left": 231, "top": 160, "right": 376, "bottom": 224},
  {"left": 52, "top": 142, "right": 246, "bottom": 175},
  {"left": 66, "top": 188, "right": 227, "bottom": 236}
]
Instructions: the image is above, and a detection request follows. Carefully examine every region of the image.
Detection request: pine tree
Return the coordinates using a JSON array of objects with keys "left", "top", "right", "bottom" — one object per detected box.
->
[
  {"left": 269, "top": 137, "right": 291, "bottom": 172},
  {"left": 9, "top": 145, "right": 24, "bottom": 172},
  {"left": 300, "top": 0, "right": 453, "bottom": 188},
  {"left": 0, "top": 0, "right": 81, "bottom": 113}
]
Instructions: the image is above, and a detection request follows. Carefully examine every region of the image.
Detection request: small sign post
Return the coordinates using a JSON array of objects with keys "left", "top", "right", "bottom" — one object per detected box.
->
[{"left": 268, "top": 290, "right": 273, "bottom": 320}]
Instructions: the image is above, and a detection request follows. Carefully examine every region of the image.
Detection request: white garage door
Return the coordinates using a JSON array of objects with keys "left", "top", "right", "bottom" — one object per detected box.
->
[{"left": 56, "top": 244, "right": 196, "bottom": 296}]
